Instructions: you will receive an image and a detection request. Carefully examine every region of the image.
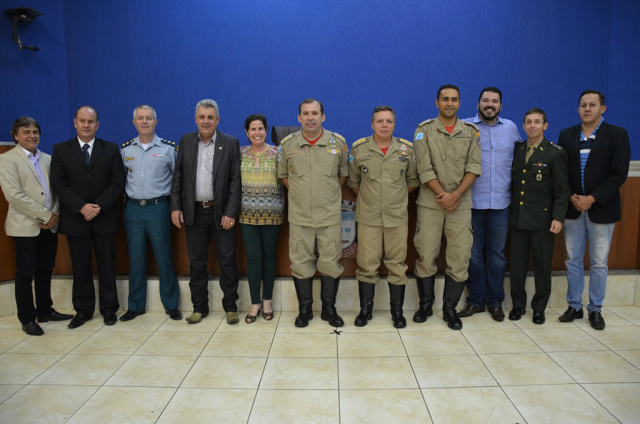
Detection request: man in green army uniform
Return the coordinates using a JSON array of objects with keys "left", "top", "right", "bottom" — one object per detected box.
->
[
  {"left": 508, "top": 108, "right": 570, "bottom": 325},
  {"left": 277, "top": 98, "right": 349, "bottom": 328},
  {"left": 413, "top": 84, "right": 482, "bottom": 330},
  {"left": 348, "top": 106, "right": 420, "bottom": 328}
]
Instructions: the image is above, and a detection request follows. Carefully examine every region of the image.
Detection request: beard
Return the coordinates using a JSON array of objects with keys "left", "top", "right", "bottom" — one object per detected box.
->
[{"left": 478, "top": 107, "right": 500, "bottom": 121}]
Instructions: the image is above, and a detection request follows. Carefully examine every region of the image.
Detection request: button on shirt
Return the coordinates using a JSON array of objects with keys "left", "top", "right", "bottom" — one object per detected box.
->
[
  {"left": 19, "top": 146, "right": 51, "bottom": 209},
  {"left": 464, "top": 115, "right": 522, "bottom": 210},
  {"left": 121, "top": 135, "right": 176, "bottom": 199},
  {"left": 195, "top": 131, "right": 216, "bottom": 201}
]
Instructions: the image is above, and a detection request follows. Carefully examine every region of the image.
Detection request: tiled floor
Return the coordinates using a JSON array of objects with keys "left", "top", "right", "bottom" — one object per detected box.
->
[{"left": 1, "top": 306, "right": 639, "bottom": 423}]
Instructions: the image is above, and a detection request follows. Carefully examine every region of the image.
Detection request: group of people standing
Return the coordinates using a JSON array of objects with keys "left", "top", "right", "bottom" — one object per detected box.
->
[{"left": 0, "top": 86, "right": 630, "bottom": 337}]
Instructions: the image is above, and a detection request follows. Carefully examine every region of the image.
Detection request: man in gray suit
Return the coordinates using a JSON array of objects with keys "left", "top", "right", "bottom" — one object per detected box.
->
[{"left": 170, "top": 99, "right": 241, "bottom": 324}]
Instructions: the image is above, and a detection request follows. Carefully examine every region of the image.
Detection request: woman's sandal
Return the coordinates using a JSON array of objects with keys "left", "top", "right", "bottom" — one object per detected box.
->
[
  {"left": 262, "top": 300, "right": 274, "bottom": 321},
  {"left": 245, "top": 314, "right": 257, "bottom": 324}
]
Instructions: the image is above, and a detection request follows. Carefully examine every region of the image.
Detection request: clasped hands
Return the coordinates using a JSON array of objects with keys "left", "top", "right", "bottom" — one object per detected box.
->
[
  {"left": 437, "top": 192, "right": 460, "bottom": 212},
  {"left": 80, "top": 203, "right": 101, "bottom": 221}
]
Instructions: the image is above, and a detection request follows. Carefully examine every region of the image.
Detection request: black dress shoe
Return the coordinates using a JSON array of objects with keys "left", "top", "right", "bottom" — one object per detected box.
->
[
  {"left": 22, "top": 322, "right": 44, "bottom": 336},
  {"left": 508, "top": 308, "right": 526, "bottom": 321},
  {"left": 119, "top": 310, "right": 145, "bottom": 322},
  {"left": 68, "top": 314, "right": 89, "bottom": 329},
  {"left": 532, "top": 311, "right": 545, "bottom": 325},
  {"left": 589, "top": 311, "right": 606, "bottom": 330},
  {"left": 38, "top": 309, "right": 73, "bottom": 322},
  {"left": 488, "top": 306, "right": 505, "bottom": 322},
  {"left": 166, "top": 309, "right": 182, "bottom": 320},
  {"left": 558, "top": 306, "right": 584, "bottom": 322},
  {"left": 104, "top": 312, "right": 117, "bottom": 326},
  {"left": 458, "top": 304, "right": 485, "bottom": 318}
]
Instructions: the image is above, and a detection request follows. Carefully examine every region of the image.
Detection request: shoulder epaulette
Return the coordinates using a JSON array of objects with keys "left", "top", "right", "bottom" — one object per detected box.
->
[
  {"left": 352, "top": 137, "right": 369, "bottom": 148},
  {"left": 280, "top": 133, "right": 295, "bottom": 145},
  {"left": 418, "top": 118, "right": 435, "bottom": 127},
  {"left": 397, "top": 137, "right": 413, "bottom": 147},
  {"left": 121, "top": 139, "right": 135, "bottom": 148},
  {"left": 160, "top": 138, "right": 177, "bottom": 150},
  {"left": 549, "top": 142, "right": 563, "bottom": 150},
  {"left": 460, "top": 121, "right": 479, "bottom": 131},
  {"left": 331, "top": 132, "right": 346, "bottom": 143}
]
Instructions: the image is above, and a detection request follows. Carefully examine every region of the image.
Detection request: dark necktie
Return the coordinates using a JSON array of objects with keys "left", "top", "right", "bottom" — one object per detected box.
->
[{"left": 82, "top": 143, "right": 90, "bottom": 164}]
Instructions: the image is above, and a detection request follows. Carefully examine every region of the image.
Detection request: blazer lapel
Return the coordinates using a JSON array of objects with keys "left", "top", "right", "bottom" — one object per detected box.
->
[
  {"left": 211, "top": 132, "right": 224, "bottom": 180},
  {"left": 13, "top": 147, "right": 40, "bottom": 183},
  {"left": 87, "top": 139, "right": 103, "bottom": 170},
  {"left": 585, "top": 122, "right": 607, "bottom": 167},
  {"left": 69, "top": 139, "right": 87, "bottom": 168}
]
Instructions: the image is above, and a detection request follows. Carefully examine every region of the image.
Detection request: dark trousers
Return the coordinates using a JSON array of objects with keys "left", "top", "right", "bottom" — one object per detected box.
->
[
  {"left": 185, "top": 206, "right": 239, "bottom": 313},
  {"left": 509, "top": 227, "right": 555, "bottom": 312},
  {"left": 240, "top": 223, "right": 281, "bottom": 304},
  {"left": 124, "top": 199, "right": 179, "bottom": 312},
  {"left": 67, "top": 226, "right": 119, "bottom": 317},
  {"left": 12, "top": 230, "right": 57, "bottom": 324}
]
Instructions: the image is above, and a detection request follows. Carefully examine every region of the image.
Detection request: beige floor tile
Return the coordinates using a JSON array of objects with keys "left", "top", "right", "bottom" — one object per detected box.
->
[
  {"left": 338, "top": 310, "right": 402, "bottom": 332},
  {"left": 583, "top": 383, "right": 640, "bottom": 424},
  {"left": 71, "top": 330, "right": 153, "bottom": 355},
  {"left": 480, "top": 352, "right": 574, "bottom": 385},
  {"left": 0, "top": 329, "right": 29, "bottom": 353},
  {"left": 105, "top": 355, "right": 196, "bottom": 387},
  {"left": 67, "top": 386, "right": 175, "bottom": 424},
  {"left": 0, "top": 285, "right": 14, "bottom": 317},
  {"left": 550, "top": 351, "right": 640, "bottom": 383},
  {"left": 422, "top": 387, "right": 525, "bottom": 424},
  {"left": 338, "top": 332, "right": 406, "bottom": 357},
  {"left": 101, "top": 310, "right": 168, "bottom": 332},
  {"left": 587, "top": 325, "right": 640, "bottom": 350},
  {"left": 32, "top": 354, "right": 127, "bottom": 385},
  {"left": 0, "top": 384, "right": 97, "bottom": 423},
  {"left": 522, "top": 327, "right": 607, "bottom": 352},
  {"left": 457, "top": 311, "right": 519, "bottom": 330},
  {"left": 396, "top": 311, "right": 452, "bottom": 332},
  {"left": 6, "top": 329, "right": 93, "bottom": 354},
  {"left": 567, "top": 308, "right": 635, "bottom": 328},
  {"left": 401, "top": 330, "right": 475, "bottom": 356},
  {"left": 411, "top": 355, "right": 497, "bottom": 388},
  {"left": 0, "top": 315, "right": 22, "bottom": 330},
  {"left": 261, "top": 357, "right": 338, "bottom": 389},
  {"left": 511, "top": 308, "right": 567, "bottom": 328},
  {"left": 248, "top": 389, "right": 338, "bottom": 424},
  {"left": 269, "top": 332, "right": 337, "bottom": 357},
  {"left": 135, "top": 331, "right": 211, "bottom": 356},
  {"left": 157, "top": 312, "right": 225, "bottom": 332},
  {"left": 276, "top": 311, "right": 343, "bottom": 333},
  {"left": 182, "top": 356, "right": 266, "bottom": 389},
  {"left": 606, "top": 306, "right": 640, "bottom": 325},
  {"left": 0, "top": 384, "right": 23, "bottom": 403},
  {"left": 201, "top": 331, "right": 274, "bottom": 357},
  {"left": 340, "top": 389, "right": 431, "bottom": 424},
  {"left": 43, "top": 315, "right": 105, "bottom": 331},
  {"left": 216, "top": 312, "right": 279, "bottom": 333},
  {"left": 616, "top": 350, "right": 640, "bottom": 368},
  {"left": 0, "top": 353, "right": 63, "bottom": 384},
  {"left": 504, "top": 384, "right": 618, "bottom": 423},
  {"left": 463, "top": 328, "right": 541, "bottom": 354},
  {"left": 157, "top": 388, "right": 255, "bottom": 423},
  {"left": 339, "top": 356, "right": 417, "bottom": 389}
]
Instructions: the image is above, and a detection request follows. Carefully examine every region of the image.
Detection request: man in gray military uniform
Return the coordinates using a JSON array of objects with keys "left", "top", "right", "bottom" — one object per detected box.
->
[
  {"left": 413, "top": 85, "right": 482, "bottom": 330},
  {"left": 277, "top": 98, "right": 349, "bottom": 328},
  {"left": 120, "top": 105, "right": 181, "bottom": 321},
  {"left": 348, "top": 105, "right": 419, "bottom": 328}
]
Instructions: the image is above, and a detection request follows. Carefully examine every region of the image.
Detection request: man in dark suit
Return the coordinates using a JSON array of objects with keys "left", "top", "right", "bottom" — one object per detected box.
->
[
  {"left": 508, "top": 108, "right": 570, "bottom": 325},
  {"left": 50, "top": 106, "right": 125, "bottom": 328},
  {"left": 170, "top": 99, "right": 241, "bottom": 325},
  {"left": 557, "top": 90, "right": 630, "bottom": 330}
]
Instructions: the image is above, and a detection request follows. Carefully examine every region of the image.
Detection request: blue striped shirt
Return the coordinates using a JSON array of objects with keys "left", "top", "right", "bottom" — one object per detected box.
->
[{"left": 579, "top": 118, "right": 603, "bottom": 194}]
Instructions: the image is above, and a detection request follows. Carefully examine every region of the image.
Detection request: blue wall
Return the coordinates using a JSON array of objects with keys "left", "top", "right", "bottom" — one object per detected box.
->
[{"left": 2, "top": 0, "right": 638, "bottom": 159}]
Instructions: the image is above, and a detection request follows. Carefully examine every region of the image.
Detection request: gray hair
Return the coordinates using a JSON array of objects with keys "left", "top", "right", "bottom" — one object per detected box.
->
[
  {"left": 133, "top": 105, "right": 157, "bottom": 120},
  {"left": 195, "top": 99, "right": 219, "bottom": 116}
]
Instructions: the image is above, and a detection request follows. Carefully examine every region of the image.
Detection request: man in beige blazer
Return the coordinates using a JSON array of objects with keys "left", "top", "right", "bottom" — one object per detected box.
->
[{"left": 0, "top": 117, "right": 72, "bottom": 335}]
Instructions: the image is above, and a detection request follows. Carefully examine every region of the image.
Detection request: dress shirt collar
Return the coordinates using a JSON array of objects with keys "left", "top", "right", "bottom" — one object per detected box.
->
[
  {"left": 18, "top": 145, "right": 40, "bottom": 158},
  {"left": 581, "top": 118, "right": 604, "bottom": 141},
  {"left": 133, "top": 134, "right": 161, "bottom": 147},
  {"left": 470, "top": 114, "right": 504, "bottom": 126},
  {"left": 198, "top": 131, "right": 217, "bottom": 145},
  {"left": 78, "top": 137, "right": 95, "bottom": 150}
]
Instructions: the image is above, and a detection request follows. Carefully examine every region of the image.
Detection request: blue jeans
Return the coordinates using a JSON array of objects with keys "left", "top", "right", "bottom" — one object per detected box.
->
[
  {"left": 466, "top": 208, "right": 509, "bottom": 307},
  {"left": 563, "top": 212, "right": 615, "bottom": 313}
]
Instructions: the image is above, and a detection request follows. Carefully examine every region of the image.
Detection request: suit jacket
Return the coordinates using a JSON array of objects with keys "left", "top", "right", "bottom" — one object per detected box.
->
[
  {"left": 0, "top": 146, "right": 59, "bottom": 237},
  {"left": 510, "top": 138, "right": 571, "bottom": 231},
  {"left": 50, "top": 138, "right": 125, "bottom": 236},
  {"left": 170, "top": 131, "right": 241, "bottom": 227},
  {"left": 557, "top": 122, "right": 630, "bottom": 223}
]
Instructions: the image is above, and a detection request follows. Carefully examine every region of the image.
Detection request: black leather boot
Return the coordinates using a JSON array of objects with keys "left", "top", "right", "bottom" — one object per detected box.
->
[
  {"left": 354, "top": 281, "right": 375, "bottom": 327},
  {"left": 293, "top": 277, "right": 313, "bottom": 328},
  {"left": 413, "top": 276, "right": 435, "bottom": 323},
  {"left": 320, "top": 275, "right": 344, "bottom": 327},
  {"left": 442, "top": 275, "right": 465, "bottom": 330},
  {"left": 388, "top": 283, "right": 407, "bottom": 328}
]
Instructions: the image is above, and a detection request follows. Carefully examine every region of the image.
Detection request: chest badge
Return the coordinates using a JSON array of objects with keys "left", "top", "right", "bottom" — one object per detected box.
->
[
  {"left": 363, "top": 167, "right": 368, "bottom": 174},
  {"left": 536, "top": 174, "right": 542, "bottom": 181}
]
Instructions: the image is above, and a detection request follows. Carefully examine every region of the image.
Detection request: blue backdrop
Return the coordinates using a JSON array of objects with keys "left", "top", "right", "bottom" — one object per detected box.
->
[{"left": 1, "top": 0, "right": 638, "bottom": 158}]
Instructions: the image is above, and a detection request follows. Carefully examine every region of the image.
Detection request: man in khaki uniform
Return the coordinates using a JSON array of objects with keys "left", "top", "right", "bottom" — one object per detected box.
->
[
  {"left": 277, "top": 98, "right": 349, "bottom": 328},
  {"left": 348, "top": 106, "right": 419, "bottom": 328},
  {"left": 413, "top": 84, "right": 482, "bottom": 330}
]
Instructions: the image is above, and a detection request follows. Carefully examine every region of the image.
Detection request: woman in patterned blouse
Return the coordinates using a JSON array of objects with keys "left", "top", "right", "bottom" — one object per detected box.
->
[{"left": 240, "top": 114, "right": 285, "bottom": 323}]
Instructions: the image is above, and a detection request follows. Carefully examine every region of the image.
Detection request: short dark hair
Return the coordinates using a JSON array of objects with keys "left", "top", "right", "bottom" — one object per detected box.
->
[
  {"left": 75, "top": 105, "right": 99, "bottom": 121},
  {"left": 371, "top": 105, "right": 395, "bottom": 122},
  {"left": 437, "top": 84, "right": 460, "bottom": 100},
  {"left": 579, "top": 89, "right": 605, "bottom": 106},
  {"left": 523, "top": 108, "right": 547, "bottom": 124},
  {"left": 244, "top": 114, "right": 268, "bottom": 132},
  {"left": 478, "top": 86, "right": 502, "bottom": 103},
  {"left": 299, "top": 98, "right": 324, "bottom": 115},
  {"left": 11, "top": 116, "right": 41, "bottom": 143}
]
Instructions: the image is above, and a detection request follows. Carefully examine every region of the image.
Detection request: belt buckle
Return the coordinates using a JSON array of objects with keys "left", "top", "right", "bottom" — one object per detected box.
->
[
  {"left": 202, "top": 201, "right": 210, "bottom": 208},
  {"left": 140, "top": 199, "right": 147, "bottom": 206}
]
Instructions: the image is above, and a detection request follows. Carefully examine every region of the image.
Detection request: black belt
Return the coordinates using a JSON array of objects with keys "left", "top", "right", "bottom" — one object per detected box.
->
[
  {"left": 128, "top": 196, "right": 167, "bottom": 206},
  {"left": 195, "top": 200, "right": 215, "bottom": 208}
]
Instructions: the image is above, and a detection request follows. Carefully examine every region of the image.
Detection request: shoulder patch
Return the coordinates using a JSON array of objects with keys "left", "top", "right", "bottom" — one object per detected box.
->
[
  {"left": 418, "top": 118, "right": 435, "bottom": 127},
  {"left": 352, "top": 137, "right": 369, "bottom": 148},
  {"left": 415, "top": 132, "right": 424, "bottom": 141},
  {"left": 397, "top": 138, "right": 413, "bottom": 147},
  {"left": 331, "top": 132, "right": 346, "bottom": 143},
  {"left": 280, "top": 133, "right": 294, "bottom": 145},
  {"left": 121, "top": 139, "right": 135, "bottom": 148},
  {"left": 460, "top": 121, "right": 479, "bottom": 131}
]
